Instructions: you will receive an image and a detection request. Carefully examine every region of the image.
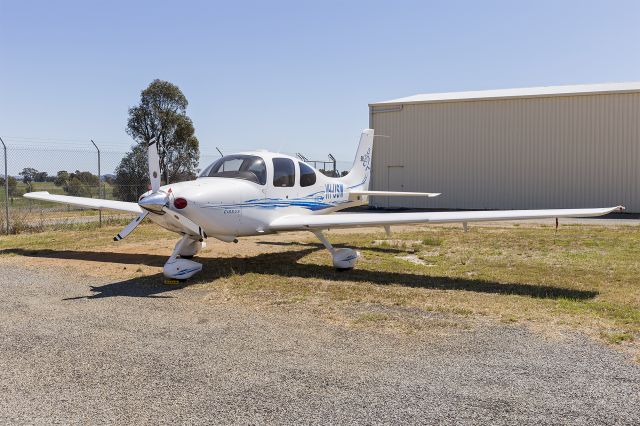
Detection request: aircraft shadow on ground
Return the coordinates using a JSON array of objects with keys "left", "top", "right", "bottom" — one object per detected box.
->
[
  {"left": 3, "top": 247, "right": 598, "bottom": 301},
  {"left": 255, "top": 240, "right": 406, "bottom": 254}
]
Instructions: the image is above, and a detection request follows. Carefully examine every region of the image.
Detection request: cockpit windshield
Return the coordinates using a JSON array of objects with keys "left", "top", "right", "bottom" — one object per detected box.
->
[{"left": 199, "top": 155, "right": 267, "bottom": 185}]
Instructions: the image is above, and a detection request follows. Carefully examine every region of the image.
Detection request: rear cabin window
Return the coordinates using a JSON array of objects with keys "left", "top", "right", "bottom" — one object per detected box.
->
[
  {"left": 299, "top": 162, "right": 316, "bottom": 187},
  {"left": 272, "top": 158, "right": 295, "bottom": 187}
]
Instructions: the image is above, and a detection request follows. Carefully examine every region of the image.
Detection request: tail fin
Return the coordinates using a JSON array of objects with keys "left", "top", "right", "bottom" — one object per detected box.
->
[{"left": 341, "top": 129, "right": 374, "bottom": 190}]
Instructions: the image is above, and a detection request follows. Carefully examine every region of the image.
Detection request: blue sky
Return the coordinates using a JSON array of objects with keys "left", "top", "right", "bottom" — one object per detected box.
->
[{"left": 1, "top": 0, "right": 639, "bottom": 165}]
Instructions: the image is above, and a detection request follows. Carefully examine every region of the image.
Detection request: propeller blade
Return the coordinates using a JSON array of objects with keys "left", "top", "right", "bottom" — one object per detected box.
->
[
  {"left": 113, "top": 211, "right": 148, "bottom": 241},
  {"left": 148, "top": 137, "right": 161, "bottom": 192}
]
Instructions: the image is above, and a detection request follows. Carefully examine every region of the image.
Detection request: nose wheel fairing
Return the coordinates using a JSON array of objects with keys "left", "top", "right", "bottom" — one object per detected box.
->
[
  {"left": 163, "top": 235, "right": 204, "bottom": 280},
  {"left": 164, "top": 258, "right": 203, "bottom": 280}
]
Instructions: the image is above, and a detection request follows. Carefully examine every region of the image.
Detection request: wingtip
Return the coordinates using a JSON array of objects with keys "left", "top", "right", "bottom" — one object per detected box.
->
[{"left": 23, "top": 191, "right": 50, "bottom": 198}]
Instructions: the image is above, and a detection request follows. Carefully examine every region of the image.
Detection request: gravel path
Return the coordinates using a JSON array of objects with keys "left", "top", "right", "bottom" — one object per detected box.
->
[{"left": 0, "top": 263, "right": 638, "bottom": 425}]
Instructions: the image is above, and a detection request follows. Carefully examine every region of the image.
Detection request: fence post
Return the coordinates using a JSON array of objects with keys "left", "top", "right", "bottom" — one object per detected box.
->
[
  {"left": 0, "top": 137, "right": 8, "bottom": 234},
  {"left": 328, "top": 154, "right": 337, "bottom": 177},
  {"left": 90, "top": 139, "right": 102, "bottom": 227}
]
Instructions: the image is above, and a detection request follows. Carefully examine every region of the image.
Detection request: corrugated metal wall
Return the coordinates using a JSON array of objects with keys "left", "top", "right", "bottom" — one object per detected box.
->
[{"left": 370, "top": 93, "right": 640, "bottom": 212}]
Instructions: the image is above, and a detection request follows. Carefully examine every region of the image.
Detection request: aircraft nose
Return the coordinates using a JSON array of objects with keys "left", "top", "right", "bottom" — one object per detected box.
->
[{"left": 138, "top": 191, "right": 169, "bottom": 214}]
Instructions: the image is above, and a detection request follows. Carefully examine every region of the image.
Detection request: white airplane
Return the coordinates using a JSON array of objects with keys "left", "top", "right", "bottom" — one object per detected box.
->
[{"left": 25, "top": 129, "right": 624, "bottom": 280}]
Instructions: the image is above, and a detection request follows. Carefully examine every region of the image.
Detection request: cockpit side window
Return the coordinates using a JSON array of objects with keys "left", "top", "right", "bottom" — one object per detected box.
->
[
  {"left": 199, "top": 155, "right": 266, "bottom": 185},
  {"left": 246, "top": 158, "right": 267, "bottom": 184},
  {"left": 219, "top": 158, "right": 243, "bottom": 172},
  {"left": 272, "top": 158, "right": 295, "bottom": 187},
  {"left": 299, "top": 162, "right": 316, "bottom": 187}
]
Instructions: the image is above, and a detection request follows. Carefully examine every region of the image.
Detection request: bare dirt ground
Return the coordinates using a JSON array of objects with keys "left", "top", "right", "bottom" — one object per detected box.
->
[{"left": 0, "top": 222, "right": 639, "bottom": 424}]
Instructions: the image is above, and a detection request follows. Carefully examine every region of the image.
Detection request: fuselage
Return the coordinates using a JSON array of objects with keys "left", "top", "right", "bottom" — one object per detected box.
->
[{"left": 144, "top": 151, "right": 368, "bottom": 240}]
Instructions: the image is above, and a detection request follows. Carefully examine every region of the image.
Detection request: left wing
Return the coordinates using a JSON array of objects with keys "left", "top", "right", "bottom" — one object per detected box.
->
[
  {"left": 24, "top": 191, "right": 143, "bottom": 214},
  {"left": 269, "top": 206, "right": 624, "bottom": 231}
]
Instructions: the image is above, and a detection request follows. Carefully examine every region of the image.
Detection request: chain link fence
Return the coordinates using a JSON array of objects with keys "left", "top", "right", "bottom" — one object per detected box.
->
[{"left": 0, "top": 138, "right": 351, "bottom": 234}]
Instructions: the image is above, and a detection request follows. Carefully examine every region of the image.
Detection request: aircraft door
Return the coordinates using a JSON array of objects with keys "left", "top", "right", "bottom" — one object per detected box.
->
[
  {"left": 269, "top": 157, "right": 298, "bottom": 205},
  {"left": 387, "top": 165, "right": 404, "bottom": 208},
  {"left": 238, "top": 157, "right": 267, "bottom": 234}
]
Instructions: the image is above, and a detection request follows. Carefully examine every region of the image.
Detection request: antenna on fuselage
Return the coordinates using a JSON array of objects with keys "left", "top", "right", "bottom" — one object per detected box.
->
[
  {"left": 296, "top": 153, "right": 309, "bottom": 162},
  {"left": 216, "top": 147, "right": 224, "bottom": 157}
]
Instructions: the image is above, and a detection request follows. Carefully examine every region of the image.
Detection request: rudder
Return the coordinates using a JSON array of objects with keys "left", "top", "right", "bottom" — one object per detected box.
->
[{"left": 342, "top": 129, "right": 374, "bottom": 190}]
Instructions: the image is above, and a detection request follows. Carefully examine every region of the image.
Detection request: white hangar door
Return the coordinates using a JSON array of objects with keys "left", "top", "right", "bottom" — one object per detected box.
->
[{"left": 387, "top": 165, "right": 404, "bottom": 208}]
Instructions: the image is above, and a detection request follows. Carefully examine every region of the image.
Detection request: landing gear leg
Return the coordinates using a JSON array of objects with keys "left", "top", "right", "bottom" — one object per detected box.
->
[
  {"left": 312, "top": 230, "right": 359, "bottom": 271},
  {"left": 178, "top": 239, "right": 205, "bottom": 259},
  {"left": 163, "top": 235, "right": 203, "bottom": 280}
]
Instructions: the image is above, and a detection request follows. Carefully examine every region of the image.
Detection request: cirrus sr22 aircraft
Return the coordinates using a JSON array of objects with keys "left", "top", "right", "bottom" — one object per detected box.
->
[{"left": 25, "top": 130, "right": 624, "bottom": 280}]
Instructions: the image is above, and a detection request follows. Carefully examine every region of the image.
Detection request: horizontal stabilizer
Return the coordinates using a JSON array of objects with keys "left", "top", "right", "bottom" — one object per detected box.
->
[
  {"left": 350, "top": 190, "right": 440, "bottom": 198},
  {"left": 23, "top": 192, "right": 142, "bottom": 214},
  {"left": 270, "top": 206, "right": 625, "bottom": 231}
]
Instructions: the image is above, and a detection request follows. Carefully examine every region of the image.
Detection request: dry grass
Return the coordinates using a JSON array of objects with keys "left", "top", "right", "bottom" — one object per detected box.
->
[{"left": 0, "top": 221, "right": 638, "bottom": 357}]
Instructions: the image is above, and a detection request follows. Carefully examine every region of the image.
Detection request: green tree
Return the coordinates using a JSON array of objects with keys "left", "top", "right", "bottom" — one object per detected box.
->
[
  {"left": 0, "top": 176, "right": 18, "bottom": 197},
  {"left": 8, "top": 176, "right": 18, "bottom": 197},
  {"left": 54, "top": 171, "right": 70, "bottom": 188},
  {"left": 70, "top": 170, "right": 99, "bottom": 187},
  {"left": 34, "top": 171, "right": 48, "bottom": 182},
  {"left": 66, "top": 177, "right": 92, "bottom": 197},
  {"left": 126, "top": 79, "right": 200, "bottom": 183},
  {"left": 113, "top": 144, "right": 149, "bottom": 202},
  {"left": 19, "top": 167, "right": 38, "bottom": 192},
  {"left": 66, "top": 170, "right": 99, "bottom": 197},
  {"left": 103, "top": 174, "right": 116, "bottom": 185}
]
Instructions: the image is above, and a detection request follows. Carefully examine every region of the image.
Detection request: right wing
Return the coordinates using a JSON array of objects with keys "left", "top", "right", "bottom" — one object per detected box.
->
[
  {"left": 23, "top": 191, "right": 142, "bottom": 214},
  {"left": 269, "top": 206, "right": 625, "bottom": 231},
  {"left": 350, "top": 190, "right": 440, "bottom": 198}
]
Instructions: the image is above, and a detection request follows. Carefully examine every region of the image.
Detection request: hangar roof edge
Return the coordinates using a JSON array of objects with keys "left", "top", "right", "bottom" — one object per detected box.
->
[{"left": 370, "top": 82, "right": 640, "bottom": 107}]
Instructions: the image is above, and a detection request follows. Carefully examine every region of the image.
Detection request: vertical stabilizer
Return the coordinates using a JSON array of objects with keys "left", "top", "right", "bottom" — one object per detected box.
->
[{"left": 341, "top": 129, "right": 374, "bottom": 190}]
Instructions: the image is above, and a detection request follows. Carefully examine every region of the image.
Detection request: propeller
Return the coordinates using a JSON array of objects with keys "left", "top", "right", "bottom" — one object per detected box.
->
[
  {"left": 114, "top": 211, "right": 148, "bottom": 241},
  {"left": 113, "top": 138, "right": 162, "bottom": 241},
  {"left": 114, "top": 137, "right": 205, "bottom": 242}
]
